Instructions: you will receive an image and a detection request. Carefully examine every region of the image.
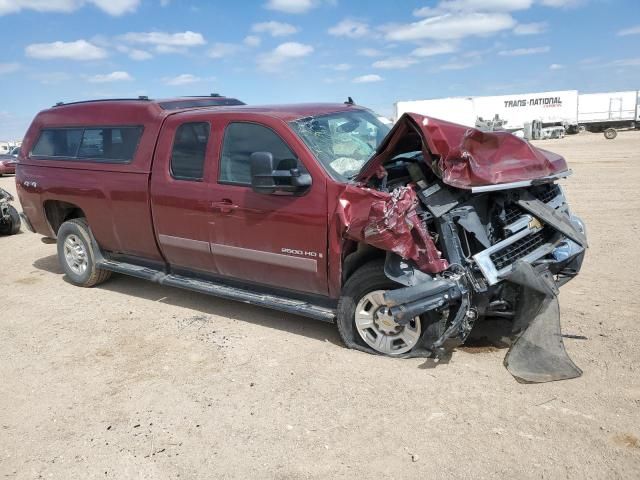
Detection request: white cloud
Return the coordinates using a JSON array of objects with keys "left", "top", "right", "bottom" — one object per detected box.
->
[
  {"left": 514, "top": 21, "right": 547, "bottom": 35},
  {"left": 328, "top": 19, "right": 369, "bottom": 38},
  {"left": 163, "top": 74, "right": 205, "bottom": 86},
  {"left": 437, "top": 61, "right": 475, "bottom": 71},
  {"left": 384, "top": 13, "right": 517, "bottom": 41},
  {"left": 617, "top": 25, "right": 640, "bottom": 36},
  {"left": 610, "top": 58, "right": 640, "bottom": 68},
  {"left": 540, "top": 0, "right": 583, "bottom": 7},
  {"left": 26, "top": 39, "right": 108, "bottom": 60},
  {"left": 411, "top": 42, "right": 457, "bottom": 57},
  {"left": 498, "top": 45, "right": 550, "bottom": 56},
  {"left": 116, "top": 45, "right": 152, "bottom": 60},
  {"left": 357, "top": 48, "right": 383, "bottom": 57},
  {"left": 120, "top": 31, "right": 205, "bottom": 47},
  {"left": 127, "top": 49, "right": 152, "bottom": 60},
  {"left": 549, "top": 63, "right": 564, "bottom": 70},
  {"left": 353, "top": 74, "right": 383, "bottom": 83},
  {"left": 373, "top": 57, "right": 418, "bottom": 69},
  {"left": 257, "top": 42, "right": 314, "bottom": 71},
  {"left": 414, "top": 0, "right": 533, "bottom": 17},
  {"left": 252, "top": 21, "right": 299, "bottom": 37},
  {"left": 208, "top": 43, "right": 242, "bottom": 59},
  {"left": 323, "top": 63, "right": 351, "bottom": 71},
  {"left": 0, "top": 0, "right": 140, "bottom": 16},
  {"left": 244, "top": 35, "right": 262, "bottom": 47},
  {"left": 88, "top": 0, "right": 139, "bottom": 16},
  {"left": 264, "top": 0, "right": 317, "bottom": 14},
  {"left": 0, "top": 62, "right": 20, "bottom": 75},
  {"left": 86, "top": 71, "right": 133, "bottom": 83}
]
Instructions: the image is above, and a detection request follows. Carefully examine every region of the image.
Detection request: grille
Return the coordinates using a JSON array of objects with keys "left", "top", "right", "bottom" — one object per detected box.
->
[
  {"left": 532, "top": 184, "right": 561, "bottom": 203},
  {"left": 490, "top": 229, "right": 549, "bottom": 270},
  {"left": 503, "top": 204, "right": 524, "bottom": 225}
]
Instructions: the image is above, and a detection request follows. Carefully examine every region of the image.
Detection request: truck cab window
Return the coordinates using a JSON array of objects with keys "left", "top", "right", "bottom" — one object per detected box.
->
[
  {"left": 170, "top": 122, "right": 210, "bottom": 181},
  {"left": 220, "top": 122, "right": 298, "bottom": 185}
]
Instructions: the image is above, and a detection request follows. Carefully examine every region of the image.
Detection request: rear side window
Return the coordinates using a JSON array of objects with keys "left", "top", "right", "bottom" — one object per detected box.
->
[
  {"left": 220, "top": 122, "right": 297, "bottom": 185},
  {"left": 170, "top": 122, "right": 210, "bottom": 181},
  {"left": 31, "top": 126, "right": 142, "bottom": 163}
]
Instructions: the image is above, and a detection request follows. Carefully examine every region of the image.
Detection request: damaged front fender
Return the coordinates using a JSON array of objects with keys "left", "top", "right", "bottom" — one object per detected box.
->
[{"left": 335, "top": 184, "right": 448, "bottom": 274}]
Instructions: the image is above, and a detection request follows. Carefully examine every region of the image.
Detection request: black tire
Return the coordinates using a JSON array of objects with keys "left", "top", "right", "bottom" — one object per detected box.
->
[
  {"left": 56, "top": 218, "right": 111, "bottom": 287},
  {"left": 336, "top": 259, "right": 445, "bottom": 356},
  {"left": 0, "top": 204, "right": 20, "bottom": 235},
  {"left": 604, "top": 128, "right": 617, "bottom": 140}
]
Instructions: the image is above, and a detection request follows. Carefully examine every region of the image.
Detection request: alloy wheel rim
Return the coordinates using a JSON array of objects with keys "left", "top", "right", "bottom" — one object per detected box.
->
[
  {"left": 63, "top": 234, "right": 88, "bottom": 275},
  {"left": 354, "top": 290, "right": 421, "bottom": 355}
]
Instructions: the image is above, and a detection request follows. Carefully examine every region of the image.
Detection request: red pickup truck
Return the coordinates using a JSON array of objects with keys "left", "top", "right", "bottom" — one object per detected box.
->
[{"left": 16, "top": 95, "right": 587, "bottom": 382}]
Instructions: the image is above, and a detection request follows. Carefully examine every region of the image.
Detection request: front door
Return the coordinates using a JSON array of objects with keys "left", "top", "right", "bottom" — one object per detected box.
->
[{"left": 208, "top": 118, "right": 328, "bottom": 296}]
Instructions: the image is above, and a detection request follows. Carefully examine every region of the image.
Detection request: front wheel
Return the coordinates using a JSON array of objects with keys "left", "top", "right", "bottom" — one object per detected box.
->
[
  {"left": 57, "top": 218, "right": 111, "bottom": 287},
  {"left": 336, "top": 260, "right": 444, "bottom": 356}
]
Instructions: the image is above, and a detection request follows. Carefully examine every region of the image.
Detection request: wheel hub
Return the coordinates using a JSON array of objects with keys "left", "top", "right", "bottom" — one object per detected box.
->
[
  {"left": 374, "top": 307, "right": 401, "bottom": 335},
  {"left": 354, "top": 290, "right": 422, "bottom": 356}
]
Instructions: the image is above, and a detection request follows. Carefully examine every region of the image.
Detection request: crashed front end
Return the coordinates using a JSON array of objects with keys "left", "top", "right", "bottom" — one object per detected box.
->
[{"left": 338, "top": 113, "right": 587, "bottom": 383}]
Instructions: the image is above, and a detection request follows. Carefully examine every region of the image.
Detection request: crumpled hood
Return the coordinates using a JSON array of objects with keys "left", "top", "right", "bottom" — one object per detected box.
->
[{"left": 357, "top": 113, "right": 569, "bottom": 189}]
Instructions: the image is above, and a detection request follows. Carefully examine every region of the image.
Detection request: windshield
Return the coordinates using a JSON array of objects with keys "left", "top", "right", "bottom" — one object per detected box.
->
[{"left": 290, "top": 109, "right": 391, "bottom": 181}]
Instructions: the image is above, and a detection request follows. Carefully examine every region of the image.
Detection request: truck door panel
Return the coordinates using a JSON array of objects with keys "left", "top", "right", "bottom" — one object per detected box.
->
[
  {"left": 150, "top": 120, "right": 218, "bottom": 273},
  {"left": 209, "top": 120, "right": 328, "bottom": 296}
]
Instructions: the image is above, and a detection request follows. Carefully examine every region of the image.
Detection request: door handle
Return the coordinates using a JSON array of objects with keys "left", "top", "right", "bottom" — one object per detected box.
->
[{"left": 211, "top": 199, "right": 237, "bottom": 214}]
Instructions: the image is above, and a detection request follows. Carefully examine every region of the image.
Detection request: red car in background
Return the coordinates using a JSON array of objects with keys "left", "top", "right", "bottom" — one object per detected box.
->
[{"left": 0, "top": 147, "right": 19, "bottom": 176}]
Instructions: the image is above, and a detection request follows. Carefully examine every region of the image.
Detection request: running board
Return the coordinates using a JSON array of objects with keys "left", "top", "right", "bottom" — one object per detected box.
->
[{"left": 96, "top": 259, "right": 336, "bottom": 323}]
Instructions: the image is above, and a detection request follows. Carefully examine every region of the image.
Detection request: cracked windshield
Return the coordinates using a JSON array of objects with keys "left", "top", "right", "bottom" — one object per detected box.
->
[{"left": 290, "top": 109, "right": 391, "bottom": 181}]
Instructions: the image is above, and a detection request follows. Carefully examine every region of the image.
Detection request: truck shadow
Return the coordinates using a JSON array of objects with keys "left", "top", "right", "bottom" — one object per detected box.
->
[
  {"left": 33, "top": 254, "right": 519, "bottom": 357},
  {"left": 33, "top": 254, "right": 342, "bottom": 346}
]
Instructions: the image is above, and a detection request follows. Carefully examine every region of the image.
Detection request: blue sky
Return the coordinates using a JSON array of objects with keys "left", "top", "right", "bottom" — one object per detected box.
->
[{"left": 0, "top": 0, "right": 639, "bottom": 138}]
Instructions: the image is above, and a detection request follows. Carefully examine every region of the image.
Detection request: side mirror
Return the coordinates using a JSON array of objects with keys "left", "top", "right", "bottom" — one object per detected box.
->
[{"left": 250, "top": 152, "right": 312, "bottom": 195}]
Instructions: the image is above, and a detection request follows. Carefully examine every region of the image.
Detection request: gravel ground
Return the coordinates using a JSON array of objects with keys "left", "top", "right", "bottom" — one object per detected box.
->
[{"left": 1, "top": 131, "right": 639, "bottom": 479}]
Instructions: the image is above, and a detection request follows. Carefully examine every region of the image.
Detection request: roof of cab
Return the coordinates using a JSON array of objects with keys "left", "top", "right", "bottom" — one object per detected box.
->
[
  {"left": 33, "top": 98, "right": 363, "bottom": 128},
  {"left": 171, "top": 103, "right": 364, "bottom": 122},
  {"left": 33, "top": 96, "right": 245, "bottom": 127}
]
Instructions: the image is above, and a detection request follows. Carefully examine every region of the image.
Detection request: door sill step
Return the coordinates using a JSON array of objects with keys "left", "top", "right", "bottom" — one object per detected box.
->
[{"left": 96, "top": 259, "right": 336, "bottom": 322}]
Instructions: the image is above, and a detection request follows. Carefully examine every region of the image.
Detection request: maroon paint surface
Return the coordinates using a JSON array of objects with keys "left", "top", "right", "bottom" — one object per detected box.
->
[
  {"left": 358, "top": 113, "right": 569, "bottom": 188},
  {"left": 17, "top": 100, "right": 569, "bottom": 300}
]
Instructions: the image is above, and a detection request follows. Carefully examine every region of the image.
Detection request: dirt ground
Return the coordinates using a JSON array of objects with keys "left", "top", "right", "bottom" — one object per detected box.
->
[{"left": 1, "top": 131, "right": 639, "bottom": 479}]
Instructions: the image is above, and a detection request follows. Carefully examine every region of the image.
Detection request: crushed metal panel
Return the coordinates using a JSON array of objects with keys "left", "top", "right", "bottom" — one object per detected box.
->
[
  {"left": 335, "top": 184, "right": 448, "bottom": 274},
  {"left": 357, "top": 114, "right": 570, "bottom": 189}
]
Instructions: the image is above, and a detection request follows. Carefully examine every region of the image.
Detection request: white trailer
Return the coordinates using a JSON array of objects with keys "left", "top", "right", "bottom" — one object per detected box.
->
[
  {"left": 0, "top": 142, "right": 13, "bottom": 155},
  {"left": 395, "top": 90, "right": 579, "bottom": 132},
  {"left": 577, "top": 90, "right": 639, "bottom": 139}
]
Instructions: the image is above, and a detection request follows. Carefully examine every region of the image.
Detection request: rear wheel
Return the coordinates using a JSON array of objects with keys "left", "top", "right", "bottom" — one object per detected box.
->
[
  {"left": 57, "top": 218, "right": 111, "bottom": 287},
  {"left": 0, "top": 204, "right": 20, "bottom": 235},
  {"left": 604, "top": 128, "right": 617, "bottom": 140},
  {"left": 337, "top": 260, "right": 444, "bottom": 356}
]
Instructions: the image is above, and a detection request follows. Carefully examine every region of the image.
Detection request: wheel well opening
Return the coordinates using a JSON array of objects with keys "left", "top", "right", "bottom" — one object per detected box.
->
[
  {"left": 342, "top": 242, "right": 386, "bottom": 284},
  {"left": 44, "top": 200, "right": 86, "bottom": 235}
]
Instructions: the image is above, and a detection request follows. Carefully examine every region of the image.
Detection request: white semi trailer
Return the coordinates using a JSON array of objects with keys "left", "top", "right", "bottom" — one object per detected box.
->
[
  {"left": 577, "top": 90, "right": 639, "bottom": 139},
  {"left": 395, "top": 90, "right": 579, "bottom": 132},
  {"left": 396, "top": 89, "right": 640, "bottom": 139}
]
